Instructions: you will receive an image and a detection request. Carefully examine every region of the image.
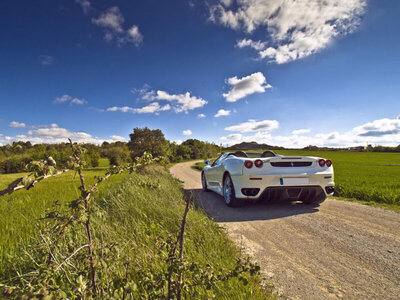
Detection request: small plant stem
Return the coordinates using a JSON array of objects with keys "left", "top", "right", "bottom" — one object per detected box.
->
[
  {"left": 55, "top": 244, "right": 89, "bottom": 271},
  {"left": 69, "top": 139, "right": 98, "bottom": 294},
  {"left": 167, "top": 192, "right": 191, "bottom": 300}
]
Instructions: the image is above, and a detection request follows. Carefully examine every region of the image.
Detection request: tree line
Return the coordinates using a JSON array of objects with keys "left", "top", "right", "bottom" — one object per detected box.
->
[{"left": 0, "top": 127, "right": 220, "bottom": 174}]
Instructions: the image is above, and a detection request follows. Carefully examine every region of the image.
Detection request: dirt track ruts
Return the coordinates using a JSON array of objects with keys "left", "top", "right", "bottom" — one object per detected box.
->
[{"left": 170, "top": 161, "right": 400, "bottom": 300}]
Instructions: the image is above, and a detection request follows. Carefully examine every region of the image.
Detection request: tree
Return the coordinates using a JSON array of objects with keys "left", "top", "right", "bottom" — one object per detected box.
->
[
  {"left": 128, "top": 127, "right": 169, "bottom": 159},
  {"left": 86, "top": 149, "right": 100, "bottom": 168}
]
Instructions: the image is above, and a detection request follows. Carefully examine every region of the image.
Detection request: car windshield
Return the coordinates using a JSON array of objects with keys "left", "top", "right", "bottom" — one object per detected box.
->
[{"left": 228, "top": 151, "right": 276, "bottom": 158}]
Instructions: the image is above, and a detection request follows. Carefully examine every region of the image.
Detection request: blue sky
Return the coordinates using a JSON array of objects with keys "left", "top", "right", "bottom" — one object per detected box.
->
[{"left": 1, "top": 0, "right": 399, "bottom": 147}]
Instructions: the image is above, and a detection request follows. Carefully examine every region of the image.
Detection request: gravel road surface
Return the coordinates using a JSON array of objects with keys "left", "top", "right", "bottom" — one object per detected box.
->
[{"left": 170, "top": 161, "right": 400, "bottom": 300}]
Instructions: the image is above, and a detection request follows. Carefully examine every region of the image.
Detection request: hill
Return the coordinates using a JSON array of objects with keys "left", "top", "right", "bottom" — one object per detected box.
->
[{"left": 226, "top": 141, "right": 284, "bottom": 150}]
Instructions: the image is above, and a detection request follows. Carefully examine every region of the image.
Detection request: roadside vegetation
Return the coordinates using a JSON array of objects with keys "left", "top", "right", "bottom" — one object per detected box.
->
[
  {"left": 0, "top": 140, "right": 269, "bottom": 298},
  {"left": 0, "top": 127, "right": 220, "bottom": 175},
  {"left": 191, "top": 161, "right": 207, "bottom": 171}
]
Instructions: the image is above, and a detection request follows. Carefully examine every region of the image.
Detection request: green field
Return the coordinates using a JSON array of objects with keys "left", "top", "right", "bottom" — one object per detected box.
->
[{"left": 0, "top": 168, "right": 128, "bottom": 268}]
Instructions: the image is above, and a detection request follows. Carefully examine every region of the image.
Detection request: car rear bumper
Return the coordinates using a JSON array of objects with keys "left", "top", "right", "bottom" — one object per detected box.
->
[{"left": 231, "top": 173, "right": 334, "bottom": 200}]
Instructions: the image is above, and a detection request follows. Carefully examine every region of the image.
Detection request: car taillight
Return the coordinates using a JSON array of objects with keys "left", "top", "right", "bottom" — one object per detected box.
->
[
  {"left": 254, "top": 159, "right": 263, "bottom": 168},
  {"left": 326, "top": 160, "right": 332, "bottom": 167},
  {"left": 244, "top": 160, "right": 253, "bottom": 168},
  {"left": 318, "top": 159, "right": 326, "bottom": 167}
]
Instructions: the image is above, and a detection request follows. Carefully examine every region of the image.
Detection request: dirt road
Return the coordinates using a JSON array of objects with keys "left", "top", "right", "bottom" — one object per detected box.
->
[{"left": 170, "top": 161, "right": 400, "bottom": 300}]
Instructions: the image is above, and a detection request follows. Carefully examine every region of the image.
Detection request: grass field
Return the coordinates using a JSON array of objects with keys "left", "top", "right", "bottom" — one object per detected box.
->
[
  {"left": 0, "top": 168, "right": 128, "bottom": 271},
  {"left": 0, "top": 165, "right": 270, "bottom": 298}
]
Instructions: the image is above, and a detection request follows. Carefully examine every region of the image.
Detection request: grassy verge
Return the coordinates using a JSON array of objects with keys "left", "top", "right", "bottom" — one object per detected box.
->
[
  {"left": 191, "top": 161, "right": 206, "bottom": 171},
  {"left": 334, "top": 196, "right": 400, "bottom": 213},
  {"left": 1, "top": 165, "right": 271, "bottom": 298}
]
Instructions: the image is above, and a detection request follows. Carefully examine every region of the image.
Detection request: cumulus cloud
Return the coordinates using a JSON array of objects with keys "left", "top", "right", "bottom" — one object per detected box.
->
[
  {"left": 141, "top": 90, "right": 207, "bottom": 113},
  {"left": 210, "top": 0, "right": 366, "bottom": 64},
  {"left": 292, "top": 128, "right": 311, "bottom": 135},
  {"left": 225, "top": 119, "right": 279, "bottom": 133},
  {"left": 236, "top": 39, "right": 266, "bottom": 51},
  {"left": 9, "top": 121, "right": 26, "bottom": 128},
  {"left": 197, "top": 113, "right": 206, "bottom": 118},
  {"left": 223, "top": 72, "right": 271, "bottom": 102},
  {"left": 76, "top": 0, "right": 91, "bottom": 13},
  {"left": 214, "top": 109, "right": 231, "bottom": 117},
  {"left": 39, "top": 55, "right": 54, "bottom": 66},
  {"left": 107, "top": 102, "right": 171, "bottom": 114},
  {"left": 92, "top": 6, "right": 143, "bottom": 47},
  {"left": 182, "top": 130, "right": 192, "bottom": 136},
  {"left": 353, "top": 118, "right": 400, "bottom": 137},
  {"left": 110, "top": 135, "right": 126, "bottom": 141},
  {"left": 54, "top": 95, "right": 87, "bottom": 105},
  {"left": 220, "top": 116, "right": 400, "bottom": 148},
  {"left": 220, "top": 133, "right": 242, "bottom": 141},
  {"left": 0, "top": 123, "right": 125, "bottom": 145},
  {"left": 174, "top": 139, "right": 183, "bottom": 145}
]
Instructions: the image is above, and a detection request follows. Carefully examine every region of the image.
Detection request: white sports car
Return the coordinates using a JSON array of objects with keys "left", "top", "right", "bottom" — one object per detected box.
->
[{"left": 201, "top": 150, "right": 335, "bottom": 207}]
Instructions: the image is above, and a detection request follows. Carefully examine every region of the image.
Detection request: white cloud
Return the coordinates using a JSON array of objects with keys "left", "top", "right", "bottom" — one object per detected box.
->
[
  {"left": 214, "top": 109, "right": 231, "bottom": 117},
  {"left": 236, "top": 39, "right": 266, "bottom": 51},
  {"left": 174, "top": 139, "right": 183, "bottom": 145},
  {"left": 110, "top": 135, "right": 126, "bottom": 141},
  {"left": 107, "top": 106, "right": 135, "bottom": 113},
  {"left": 134, "top": 102, "right": 171, "bottom": 114},
  {"left": 220, "top": 133, "right": 242, "bottom": 141},
  {"left": 220, "top": 0, "right": 233, "bottom": 7},
  {"left": 39, "top": 55, "right": 54, "bottom": 66},
  {"left": 92, "top": 6, "right": 124, "bottom": 32},
  {"left": 142, "top": 90, "right": 208, "bottom": 113},
  {"left": 225, "top": 119, "right": 279, "bottom": 133},
  {"left": 210, "top": 0, "right": 366, "bottom": 64},
  {"left": 76, "top": 0, "right": 91, "bottom": 13},
  {"left": 292, "top": 128, "right": 311, "bottom": 135},
  {"left": 126, "top": 25, "right": 143, "bottom": 46},
  {"left": 106, "top": 102, "right": 171, "bottom": 114},
  {"left": 54, "top": 95, "right": 87, "bottom": 105},
  {"left": 92, "top": 6, "right": 143, "bottom": 47},
  {"left": 353, "top": 118, "right": 400, "bottom": 137},
  {"left": 0, "top": 123, "right": 125, "bottom": 145},
  {"left": 223, "top": 72, "right": 271, "bottom": 102},
  {"left": 182, "top": 130, "right": 192, "bottom": 136},
  {"left": 220, "top": 117, "right": 400, "bottom": 148},
  {"left": 197, "top": 113, "right": 206, "bottom": 118},
  {"left": 9, "top": 121, "right": 26, "bottom": 128}
]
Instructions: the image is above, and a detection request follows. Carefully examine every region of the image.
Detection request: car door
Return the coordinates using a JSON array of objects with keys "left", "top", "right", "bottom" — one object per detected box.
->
[{"left": 206, "top": 153, "right": 227, "bottom": 192}]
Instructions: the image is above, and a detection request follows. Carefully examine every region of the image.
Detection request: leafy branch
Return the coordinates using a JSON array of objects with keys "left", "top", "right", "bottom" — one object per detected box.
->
[{"left": 0, "top": 157, "right": 68, "bottom": 197}]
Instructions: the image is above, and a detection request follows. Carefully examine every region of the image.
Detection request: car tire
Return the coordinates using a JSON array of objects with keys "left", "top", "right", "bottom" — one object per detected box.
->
[
  {"left": 201, "top": 172, "right": 209, "bottom": 192},
  {"left": 223, "top": 174, "right": 241, "bottom": 207}
]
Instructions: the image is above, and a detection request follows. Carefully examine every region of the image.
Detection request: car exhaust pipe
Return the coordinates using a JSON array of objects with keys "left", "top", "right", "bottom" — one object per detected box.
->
[{"left": 241, "top": 188, "right": 260, "bottom": 196}]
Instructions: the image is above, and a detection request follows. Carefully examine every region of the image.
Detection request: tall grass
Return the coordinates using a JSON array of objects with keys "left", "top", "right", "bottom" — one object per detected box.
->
[
  {"left": 1, "top": 165, "right": 270, "bottom": 298},
  {"left": 0, "top": 169, "right": 127, "bottom": 271}
]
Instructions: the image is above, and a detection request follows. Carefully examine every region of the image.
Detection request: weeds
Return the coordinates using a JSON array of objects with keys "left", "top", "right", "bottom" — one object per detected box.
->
[{"left": 1, "top": 142, "right": 269, "bottom": 299}]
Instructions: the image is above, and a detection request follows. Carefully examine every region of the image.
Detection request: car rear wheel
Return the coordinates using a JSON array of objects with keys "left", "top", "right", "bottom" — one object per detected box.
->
[
  {"left": 201, "top": 172, "right": 209, "bottom": 192},
  {"left": 223, "top": 174, "right": 241, "bottom": 207}
]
